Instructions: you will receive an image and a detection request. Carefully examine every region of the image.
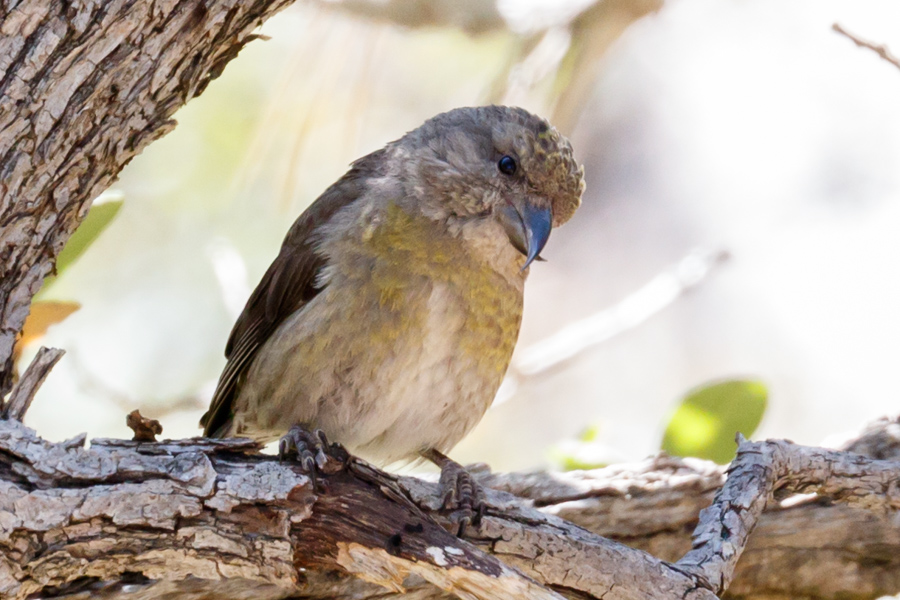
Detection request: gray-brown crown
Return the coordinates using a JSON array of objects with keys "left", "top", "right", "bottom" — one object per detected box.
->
[{"left": 406, "top": 105, "right": 585, "bottom": 227}]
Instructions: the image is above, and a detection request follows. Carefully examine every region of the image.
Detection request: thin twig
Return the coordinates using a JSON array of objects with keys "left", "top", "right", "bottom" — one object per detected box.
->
[
  {"left": 513, "top": 248, "right": 729, "bottom": 377},
  {"left": 833, "top": 23, "right": 900, "bottom": 72},
  {"left": 2, "top": 347, "right": 64, "bottom": 421}
]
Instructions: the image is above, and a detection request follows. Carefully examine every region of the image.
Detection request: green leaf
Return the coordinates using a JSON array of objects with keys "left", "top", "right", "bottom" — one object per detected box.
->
[
  {"left": 38, "top": 192, "right": 124, "bottom": 297},
  {"left": 549, "top": 422, "right": 617, "bottom": 471},
  {"left": 56, "top": 194, "right": 124, "bottom": 275},
  {"left": 661, "top": 379, "right": 768, "bottom": 464},
  {"left": 549, "top": 440, "right": 613, "bottom": 471}
]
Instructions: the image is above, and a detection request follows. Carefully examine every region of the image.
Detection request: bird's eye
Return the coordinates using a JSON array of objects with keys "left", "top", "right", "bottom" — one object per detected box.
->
[{"left": 498, "top": 155, "right": 517, "bottom": 176}]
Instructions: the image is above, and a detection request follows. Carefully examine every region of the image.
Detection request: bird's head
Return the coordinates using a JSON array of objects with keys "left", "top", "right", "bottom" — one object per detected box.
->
[{"left": 395, "top": 106, "right": 585, "bottom": 270}]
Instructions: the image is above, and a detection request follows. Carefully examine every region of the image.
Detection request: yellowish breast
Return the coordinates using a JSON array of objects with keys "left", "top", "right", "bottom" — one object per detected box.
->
[{"left": 360, "top": 203, "right": 523, "bottom": 379}]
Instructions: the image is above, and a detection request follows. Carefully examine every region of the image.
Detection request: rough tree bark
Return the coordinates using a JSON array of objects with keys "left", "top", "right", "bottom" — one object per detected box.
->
[
  {"left": 2, "top": 416, "right": 900, "bottom": 600},
  {"left": 3, "top": 2, "right": 900, "bottom": 600},
  {"left": 0, "top": 0, "right": 293, "bottom": 398}
]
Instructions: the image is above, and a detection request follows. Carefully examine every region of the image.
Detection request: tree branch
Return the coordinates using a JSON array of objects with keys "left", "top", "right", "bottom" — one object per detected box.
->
[
  {"left": 481, "top": 422, "right": 900, "bottom": 600},
  {"left": 833, "top": 23, "right": 900, "bottom": 72},
  {"left": 1, "top": 346, "right": 63, "bottom": 421},
  {"left": 0, "top": 418, "right": 718, "bottom": 600},
  {"left": 678, "top": 436, "right": 900, "bottom": 593},
  {"left": 0, "top": 0, "right": 294, "bottom": 398},
  {"left": 2, "top": 416, "right": 900, "bottom": 600}
]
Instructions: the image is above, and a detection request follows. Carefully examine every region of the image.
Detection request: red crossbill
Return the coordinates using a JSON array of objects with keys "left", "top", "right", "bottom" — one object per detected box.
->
[{"left": 201, "top": 105, "right": 584, "bottom": 525}]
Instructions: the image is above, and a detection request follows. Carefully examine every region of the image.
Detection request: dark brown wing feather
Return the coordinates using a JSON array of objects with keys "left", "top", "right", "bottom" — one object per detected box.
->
[{"left": 201, "top": 149, "right": 388, "bottom": 437}]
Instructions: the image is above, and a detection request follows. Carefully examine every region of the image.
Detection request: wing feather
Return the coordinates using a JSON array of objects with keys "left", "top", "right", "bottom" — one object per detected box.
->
[{"left": 201, "top": 148, "right": 388, "bottom": 437}]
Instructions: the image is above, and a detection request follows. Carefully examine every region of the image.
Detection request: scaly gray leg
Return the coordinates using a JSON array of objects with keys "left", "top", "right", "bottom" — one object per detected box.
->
[{"left": 421, "top": 448, "right": 486, "bottom": 537}]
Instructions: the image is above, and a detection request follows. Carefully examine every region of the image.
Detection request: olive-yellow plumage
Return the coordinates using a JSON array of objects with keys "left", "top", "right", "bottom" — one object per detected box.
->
[{"left": 201, "top": 105, "right": 584, "bottom": 467}]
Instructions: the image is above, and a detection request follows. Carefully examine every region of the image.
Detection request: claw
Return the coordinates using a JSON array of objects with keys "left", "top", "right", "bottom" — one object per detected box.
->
[
  {"left": 422, "top": 449, "right": 487, "bottom": 537},
  {"left": 454, "top": 513, "right": 472, "bottom": 538},
  {"left": 278, "top": 425, "right": 348, "bottom": 491}
]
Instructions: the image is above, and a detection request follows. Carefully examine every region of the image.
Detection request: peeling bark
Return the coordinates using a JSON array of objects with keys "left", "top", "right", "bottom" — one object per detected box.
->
[
  {"left": 2, "top": 417, "right": 900, "bottom": 600},
  {"left": 0, "top": 419, "right": 717, "bottom": 600},
  {"left": 483, "top": 448, "right": 900, "bottom": 600}
]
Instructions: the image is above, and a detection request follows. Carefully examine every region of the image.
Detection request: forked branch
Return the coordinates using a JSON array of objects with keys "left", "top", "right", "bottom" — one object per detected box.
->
[{"left": 1, "top": 414, "right": 899, "bottom": 600}]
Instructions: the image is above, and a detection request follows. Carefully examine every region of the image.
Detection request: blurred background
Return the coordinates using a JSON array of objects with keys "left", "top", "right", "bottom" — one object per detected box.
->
[{"left": 18, "top": 0, "right": 900, "bottom": 472}]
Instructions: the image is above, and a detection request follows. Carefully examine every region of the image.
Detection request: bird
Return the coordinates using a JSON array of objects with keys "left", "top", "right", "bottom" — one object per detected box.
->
[{"left": 201, "top": 105, "right": 584, "bottom": 526}]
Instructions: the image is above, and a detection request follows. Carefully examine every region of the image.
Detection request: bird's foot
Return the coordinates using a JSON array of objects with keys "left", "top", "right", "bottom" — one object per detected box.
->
[
  {"left": 423, "top": 449, "right": 486, "bottom": 537},
  {"left": 279, "top": 425, "right": 349, "bottom": 490},
  {"left": 440, "top": 462, "right": 486, "bottom": 537}
]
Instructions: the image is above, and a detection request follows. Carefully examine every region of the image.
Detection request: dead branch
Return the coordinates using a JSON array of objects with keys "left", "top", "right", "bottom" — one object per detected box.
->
[
  {"left": 1, "top": 347, "right": 64, "bottom": 421},
  {"left": 0, "top": 418, "right": 715, "bottom": 600},
  {"left": 833, "top": 23, "right": 900, "bottom": 72},
  {"left": 678, "top": 435, "right": 900, "bottom": 593},
  {"left": 510, "top": 248, "right": 729, "bottom": 379},
  {"left": 2, "top": 414, "right": 900, "bottom": 600},
  {"left": 481, "top": 441, "right": 900, "bottom": 600}
]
